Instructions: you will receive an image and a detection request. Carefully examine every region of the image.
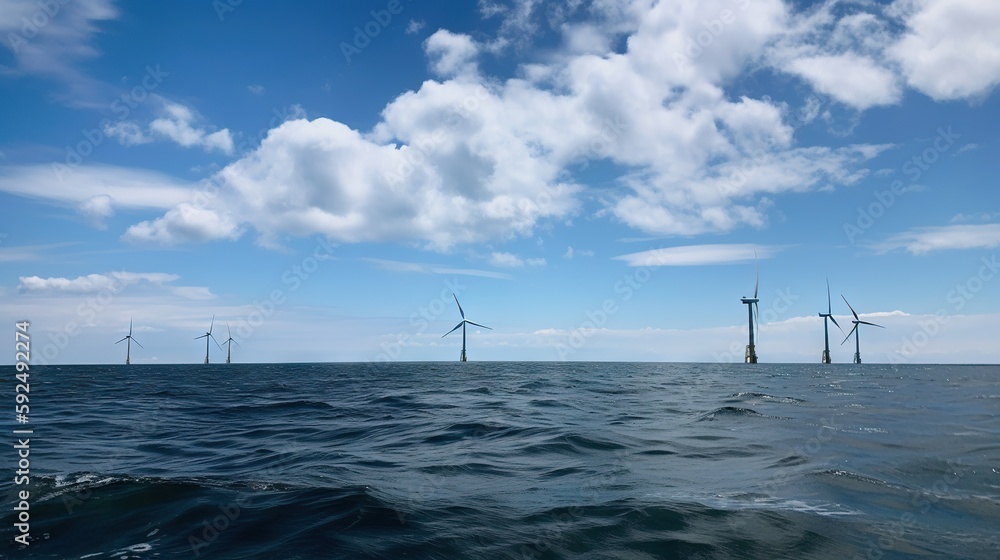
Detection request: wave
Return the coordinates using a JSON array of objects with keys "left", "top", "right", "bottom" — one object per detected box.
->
[
  {"left": 697, "top": 406, "right": 768, "bottom": 421},
  {"left": 725, "top": 392, "right": 808, "bottom": 404}
]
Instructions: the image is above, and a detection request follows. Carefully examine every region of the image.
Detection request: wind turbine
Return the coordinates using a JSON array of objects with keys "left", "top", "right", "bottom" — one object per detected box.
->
[
  {"left": 195, "top": 315, "right": 222, "bottom": 364},
  {"left": 115, "top": 318, "right": 143, "bottom": 365},
  {"left": 841, "top": 295, "right": 885, "bottom": 364},
  {"left": 739, "top": 251, "right": 759, "bottom": 363},
  {"left": 442, "top": 293, "right": 491, "bottom": 362},
  {"left": 819, "top": 279, "right": 844, "bottom": 364},
  {"left": 222, "top": 322, "right": 239, "bottom": 364}
]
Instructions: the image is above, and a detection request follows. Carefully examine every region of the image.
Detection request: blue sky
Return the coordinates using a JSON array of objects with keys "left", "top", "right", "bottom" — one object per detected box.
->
[{"left": 2, "top": 0, "right": 999, "bottom": 364}]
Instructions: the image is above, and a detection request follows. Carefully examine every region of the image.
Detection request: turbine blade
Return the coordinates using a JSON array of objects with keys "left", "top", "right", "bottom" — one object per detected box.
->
[
  {"left": 442, "top": 321, "right": 464, "bottom": 337},
  {"left": 129, "top": 317, "right": 133, "bottom": 336},
  {"left": 829, "top": 314, "right": 844, "bottom": 334},
  {"left": 232, "top": 338, "right": 241, "bottom": 347},
  {"left": 841, "top": 324, "right": 857, "bottom": 345},
  {"left": 227, "top": 321, "right": 231, "bottom": 338},
  {"left": 116, "top": 337, "right": 128, "bottom": 344},
  {"left": 209, "top": 315, "right": 215, "bottom": 334},
  {"left": 753, "top": 250, "right": 759, "bottom": 299},
  {"left": 453, "top": 293, "right": 465, "bottom": 319},
  {"left": 841, "top": 294, "right": 859, "bottom": 321},
  {"left": 859, "top": 320, "right": 885, "bottom": 328},
  {"left": 195, "top": 334, "right": 207, "bottom": 340},
  {"left": 466, "top": 321, "right": 492, "bottom": 330},
  {"left": 753, "top": 301, "right": 759, "bottom": 341},
  {"left": 826, "top": 278, "right": 832, "bottom": 314},
  {"left": 211, "top": 334, "right": 223, "bottom": 349},
  {"left": 133, "top": 338, "right": 144, "bottom": 349}
]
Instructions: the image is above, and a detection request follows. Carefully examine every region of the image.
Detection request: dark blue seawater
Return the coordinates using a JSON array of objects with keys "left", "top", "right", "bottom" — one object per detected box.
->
[{"left": 2, "top": 363, "right": 999, "bottom": 559}]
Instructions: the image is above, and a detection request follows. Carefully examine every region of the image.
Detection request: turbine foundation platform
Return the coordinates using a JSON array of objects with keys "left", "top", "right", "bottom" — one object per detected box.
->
[
  {"left": 854, "top": 352, "right": 861, "bottom": 364},
  {"left": 745, "top": 345, "right": 757, "bottom": 364},
  {"left": 822, "top": 350, "right": 831, "bottom": 364}
]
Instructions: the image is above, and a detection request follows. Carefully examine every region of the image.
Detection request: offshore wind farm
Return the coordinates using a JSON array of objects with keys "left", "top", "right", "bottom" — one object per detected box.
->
[{"left": 111, "top": 256, "right": 893, "bottom": 365}]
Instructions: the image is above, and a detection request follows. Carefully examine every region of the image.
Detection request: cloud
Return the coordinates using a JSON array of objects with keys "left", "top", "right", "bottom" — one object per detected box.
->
[
  {"left": 123, "top": 202, "right": 243, "bottom": 245},
  {"left": 103, "top": 121, "right": 152, "bottom": 146},
  {"left": 122, "top": 0, "right": 921, "bottom": 251},
  {"left": 79, "top": 194, "right": 115, "bottom": 229},
  {"left": 787, "top": 54, "right": 901, "bottom": 109},
  {"left": 477, "top": 0, "right": 542, "bottom": 52},
  {"left": 874, "top": 224, "right": 1000, "bottom": 255},
  {"left": 564, "top": 246, "right": 594, "bottom": 259},
  {"left": 424, "top": 30, "right": 480, "bottom": 77},
  {"left": 102, "top": 98, "right": 235, "bottom": 154},
  {"left": 18, "top": 271, "right": 180, "bottom": 293},
  {"left": 950, "top": 212, "right": 1000, "bottom": 224},
  {"left": 889, "top": 0, "right": 1000, "bottom": 100},
  {"left": 0, "top": 242, "right": 78, "bottom": 262},
  {"left": 405, "top": 19, "right": 426, "bottom": 35},
  {"left": 132, "top": 95, "right": 580, "bottom": 248},
  {"left": 489, "top": 252, "right": 523, "bottom": 267},
  {"left": 488, "top": 252, "right": 547, "bottom": 267},
  {"left": 148, "top": 101, "right": 234, "bottom": 154},
  {"left": 0, "top": 0, "right": 118, "bottom": 103},
  {"left": 247, "top": 84, "right": 265, "bottom": 95},
  {"left": 362, "top": 257, "right": 513, "bottom": 279},
  {"left": 0, "top": 164, "right": 194, "bottom": 210},
  {"left": 614, "top": 244, "right": 777, "bottom": 267}
]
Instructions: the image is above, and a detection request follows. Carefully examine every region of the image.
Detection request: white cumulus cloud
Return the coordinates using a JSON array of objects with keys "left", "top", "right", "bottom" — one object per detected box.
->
[{"left": 889, "top": 0, "right": 1000, "bottom": 100}]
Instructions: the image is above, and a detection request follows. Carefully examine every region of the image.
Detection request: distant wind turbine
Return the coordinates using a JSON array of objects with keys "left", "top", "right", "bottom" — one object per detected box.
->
[
  {"left": 841, "top": 295, "right": 885, "bottom": 364},
  {"left": 819, "top": 279, "right": 844, "bottom": 364},
  {"left": 442, "top": 293, "right": 491, "bottom": 362},
  {"left": 739, "top": 251, "right": 759, "bottom": 363},
  {"left": 223, "top": 322, "right": 239, "bottom": 364},
  {"left": 115, "top": 318, "right": 142, "bottom": 365},
  {"left": 195, "top": 315, "right": 223, "bottom": 364}
]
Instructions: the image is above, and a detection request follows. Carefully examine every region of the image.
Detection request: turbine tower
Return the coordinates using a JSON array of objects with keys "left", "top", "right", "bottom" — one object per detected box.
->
[
  {"left": 222, "top": 322, "right": 239, "bottom": 364},
  {"left": 195, "top": 315, "right": 222, "bottom": 364},
  {"left": 841, "top": 295, "right": 885, "bottom": 364},
  {"left": 739, "top": 251, "right": 759, "bottom": 363},
  {"left": 115, "top": 318, "right": 143, "bottom": 365},
  {"left": 442, "top": 293, "right": 491, "bottom": 362},
  {"left": 819, "top": 279, "right": 844, "bottom": 364}
]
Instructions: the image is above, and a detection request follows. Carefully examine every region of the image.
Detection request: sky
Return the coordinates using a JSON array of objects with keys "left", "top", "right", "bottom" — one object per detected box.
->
[{"left": 1, "top": 0, "right": 999, "bottom": 365}]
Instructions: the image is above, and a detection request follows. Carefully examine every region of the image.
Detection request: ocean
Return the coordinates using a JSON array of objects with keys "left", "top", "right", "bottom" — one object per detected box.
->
[{"left": 2, "top": 362, "right": 998, "bottom": 559}]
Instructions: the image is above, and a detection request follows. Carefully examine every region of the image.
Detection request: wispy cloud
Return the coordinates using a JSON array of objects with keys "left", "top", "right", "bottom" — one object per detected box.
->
[
  {"left": 488, "top": 251, "right": 546, "bottom": 268},
  {"left": 0, "top": 0, "right": 119, "bottom": 105},
  {"left": 363, "top": 258, "right": 513, "bottom": 279},
  {"left": 18, "top": 272, "right": 180, "bottom": 293},
  {"left": 405, "top": 19, "right": 425, "bottom": 34},
  {"left": 0, "top": 242, "right": 78, "bottom": 262},
  {"left": 0, "top": 164, "right": 194, "bottom": 208},
  {"left": 564, "top": 246, "right": 594, "bottom": 259},
  {"left": 950, "top": 212, "right": 1000, "bottom": 224},
  {"left": 614, "top": 244, "right": 779, "bottom": 267},
  {"left": 875, "top": 224, "right": 1000, "bottom": 254}
]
